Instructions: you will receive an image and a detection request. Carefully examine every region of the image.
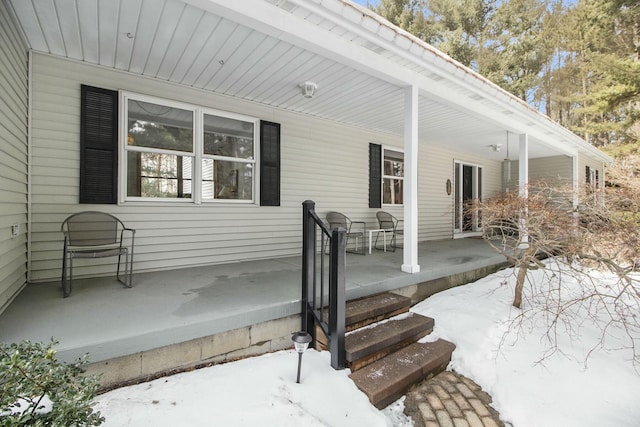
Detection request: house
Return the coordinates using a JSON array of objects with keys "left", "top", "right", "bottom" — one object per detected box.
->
[{"left": 0, "top": 0, "right": 610, "bottom": 384}]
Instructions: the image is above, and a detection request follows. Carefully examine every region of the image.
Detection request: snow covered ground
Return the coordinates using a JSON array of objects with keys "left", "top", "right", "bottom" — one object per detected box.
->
[{"left": 94, "top": 264, "right": 640, "bottom": 426}]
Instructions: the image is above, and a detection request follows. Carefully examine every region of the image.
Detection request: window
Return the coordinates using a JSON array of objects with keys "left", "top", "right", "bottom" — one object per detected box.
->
[
  {"left": 585, "top": 166, "right": 599, "bottom": 192},
  {"left": 383, "top": 149, "right": 404, "bottom": 205},
  {"left": 80, "top": 86, "right": 279, "bottom": 206},
  {"left": 122, "top": 93, "right": 257, "bottom": 203},
  {"left": 126, "top": 99, "right": 194, "bottom": 199},
  {"left": 368, "top": 144, "right": 404, "bottom": 208},
  {"left": 202, "top": 113, "right": 255, "bottom": 201}
]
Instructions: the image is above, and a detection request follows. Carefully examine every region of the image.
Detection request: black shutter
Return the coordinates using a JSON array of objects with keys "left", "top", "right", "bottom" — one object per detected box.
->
[
  {"left": 80, "top": 85, "right": 118, "bottom": 204},
  {"left": 260, "top": 121, "right": 281, "bottom": 206},
  {"left": 369, "top": 143, "right": 382, "bottom": 208}
]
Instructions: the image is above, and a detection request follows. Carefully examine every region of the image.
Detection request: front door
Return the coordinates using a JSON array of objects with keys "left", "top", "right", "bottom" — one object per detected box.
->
[{"left": 454, "top": 161, "right": 482, "bottom": 234}]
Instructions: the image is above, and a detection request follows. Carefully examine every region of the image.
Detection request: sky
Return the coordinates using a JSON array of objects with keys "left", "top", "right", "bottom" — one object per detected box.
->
[
  {"left": 351, "top": 0, "right": 375, "bottom": 6},
  {"left": 94, "top": 262, "right": 640, "bottom": 426}
]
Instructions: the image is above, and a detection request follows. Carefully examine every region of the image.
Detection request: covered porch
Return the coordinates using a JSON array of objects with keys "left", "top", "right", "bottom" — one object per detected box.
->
[{"left": 0, "top": 238, "right": 505, "bottom": 377}]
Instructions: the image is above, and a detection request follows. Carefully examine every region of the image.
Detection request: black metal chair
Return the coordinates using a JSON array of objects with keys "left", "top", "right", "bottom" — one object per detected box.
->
[
  {"left": 60, "top": 211, "right": 136, "bottom": 297},
  {"left": 376, "top": 211, "right": 403, "bottom": 252},
  {"left": 325, "top": 211, "right": 366, "bottom": 255}
]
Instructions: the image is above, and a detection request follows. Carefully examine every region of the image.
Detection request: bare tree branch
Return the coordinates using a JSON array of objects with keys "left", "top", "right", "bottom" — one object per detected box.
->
[{"left": 475, "top": 169, "right": 640, "bottom": 369}]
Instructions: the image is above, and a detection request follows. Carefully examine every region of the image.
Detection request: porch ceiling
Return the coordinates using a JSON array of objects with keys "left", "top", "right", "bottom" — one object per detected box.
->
[{"left": 7, "top": 0, "right": 594, "bottom": 161}]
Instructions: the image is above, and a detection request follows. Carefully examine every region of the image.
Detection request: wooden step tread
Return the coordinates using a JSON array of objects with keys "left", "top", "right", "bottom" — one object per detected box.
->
[
  {"left": 316, "top": 293, "right": 413, "bottom": 349},
  {"left": 345, "top": 313, "right": 434, "bottom": 363},
  {"left": 345, "top": 293, "right": 411, "bottom": 328},
  {"left": 349, "top": 339, "right": 456, "bottom": 409}
]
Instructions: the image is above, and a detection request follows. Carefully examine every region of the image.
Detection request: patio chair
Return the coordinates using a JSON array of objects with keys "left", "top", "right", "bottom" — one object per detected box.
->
[
  {"left": 325, "top": 211, "right": 366, "bottom": 255},
  {"left": 376, "top": 211, "right": 403, "bottom": 252},
  {"left": 60, "top": 211, "right": 136, "bottom": 298}
]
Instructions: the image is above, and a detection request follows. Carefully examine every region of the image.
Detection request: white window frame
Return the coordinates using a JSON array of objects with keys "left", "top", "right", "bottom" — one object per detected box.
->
[
  {"left": 119, "top": 92, "right": 259, "bottom": 205},
  {"left": 382, "top": 147, "right": 404, "bottom": 206}
]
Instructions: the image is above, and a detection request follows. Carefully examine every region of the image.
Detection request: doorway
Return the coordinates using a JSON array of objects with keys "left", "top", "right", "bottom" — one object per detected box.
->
[{"left": 454, "top": 161, "right": 483, "bottom": 235}]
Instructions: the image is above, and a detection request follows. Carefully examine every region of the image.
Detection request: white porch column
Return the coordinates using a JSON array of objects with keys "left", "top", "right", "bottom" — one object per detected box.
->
[
  {"left": 572, "top": 155, "right": 579, "bottom": 209},
  {"left": 519, "top": 134, "right": 529, "bottom": 246},
  {"left": 402, "top": 85, "right": 420, "bottom": 273}
]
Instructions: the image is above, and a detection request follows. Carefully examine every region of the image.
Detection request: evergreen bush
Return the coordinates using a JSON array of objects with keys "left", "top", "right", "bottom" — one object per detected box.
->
[{"left": 0, "top": 340, "right": 104, "bottom": 426}]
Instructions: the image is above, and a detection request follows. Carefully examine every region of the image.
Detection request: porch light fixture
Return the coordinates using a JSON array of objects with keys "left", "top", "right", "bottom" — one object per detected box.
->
[
  {"left": 491, "top": 144, "right": 502, "bottom": 152},
  {"left": 299, "top": 81, "right": 318, "bottom": 98},
  {"left": 291, "top": 331, "right": 312, "bottom": 383}
]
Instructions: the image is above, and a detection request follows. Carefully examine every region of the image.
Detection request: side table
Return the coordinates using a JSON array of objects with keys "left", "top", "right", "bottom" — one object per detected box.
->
[{"left": 368, "top": 229, "right": 387, "bottom": 254}]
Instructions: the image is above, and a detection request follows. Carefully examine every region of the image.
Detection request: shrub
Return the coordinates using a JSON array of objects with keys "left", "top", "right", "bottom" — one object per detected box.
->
[{"left": 0, "top": 340, "right": 104, "bottom": 426}]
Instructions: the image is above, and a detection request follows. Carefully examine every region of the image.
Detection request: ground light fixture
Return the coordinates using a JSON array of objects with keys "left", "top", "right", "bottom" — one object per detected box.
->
[{"left": 291, "top": 331, "right": 312, "bottom": 383}]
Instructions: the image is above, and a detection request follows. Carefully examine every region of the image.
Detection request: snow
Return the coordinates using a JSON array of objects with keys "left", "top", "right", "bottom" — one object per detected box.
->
[
  {"left": 94, "top": 349, "right": 404, "bottom": 427},
  {"left": 94, "top": 264, "right": 640, "bottom": 426}
]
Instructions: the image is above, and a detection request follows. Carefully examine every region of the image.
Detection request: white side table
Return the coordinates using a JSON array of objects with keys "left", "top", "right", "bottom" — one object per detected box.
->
[{"left": 368, "top": 229, "right": 387, "bottom": 254}]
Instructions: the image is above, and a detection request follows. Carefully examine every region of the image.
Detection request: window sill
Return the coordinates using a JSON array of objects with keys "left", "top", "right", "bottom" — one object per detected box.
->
[{"left": 120, "top": 199, "right": 258, "bottom": 207}]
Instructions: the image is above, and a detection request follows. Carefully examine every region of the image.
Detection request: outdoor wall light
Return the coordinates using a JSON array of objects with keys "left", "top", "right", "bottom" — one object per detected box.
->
[
  {"left": 291, "top": 331, "right": 312, "bottom": 383},
  {"left": 299, "top": 81, "right": 318, "bottom": 98},
  {"left": 491, "top": 143, "right": 502, "bottom": 152}
]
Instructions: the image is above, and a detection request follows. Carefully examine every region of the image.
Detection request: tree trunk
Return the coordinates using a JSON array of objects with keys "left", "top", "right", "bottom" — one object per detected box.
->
[{"left": 513, "top": 262, "right": 528, "bottom": 309}]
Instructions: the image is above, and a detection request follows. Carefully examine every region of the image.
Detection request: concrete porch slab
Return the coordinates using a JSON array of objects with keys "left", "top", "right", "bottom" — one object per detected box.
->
[{"left": 0, "top": 238, "right": 506, "bottom": 368}]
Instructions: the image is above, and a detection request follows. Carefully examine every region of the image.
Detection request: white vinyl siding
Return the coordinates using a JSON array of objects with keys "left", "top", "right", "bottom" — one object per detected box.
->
[
  {"left": 506, "top": 155, "right": 574, "bottom": 192},
  {"left": 530, "top": 156, "right": 573, "bottom": 183},
  {"left": 0, "top": 1, "right": 28, "bottom": 313},
  {"left": 418, "top": 145, "right": 454, "bottom": 241},
  {"left": 29, "top": 54, "right": 404, "bottom": 281},
  {"left": 418, "top": 145, "right": 502, "bottom": 241},
  {"left": 28, "top": 53, "right": 523, "bottom": 282}
]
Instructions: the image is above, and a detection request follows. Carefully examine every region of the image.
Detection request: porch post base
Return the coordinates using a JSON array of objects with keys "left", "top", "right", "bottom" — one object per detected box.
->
[{"left": 401, "top": 264, "right": 421, "bottom": 274}]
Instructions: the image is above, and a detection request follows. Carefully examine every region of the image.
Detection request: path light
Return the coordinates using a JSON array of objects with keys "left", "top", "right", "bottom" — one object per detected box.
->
[{"left": 291, "top": 331, "right": 312, "bottom": 383}]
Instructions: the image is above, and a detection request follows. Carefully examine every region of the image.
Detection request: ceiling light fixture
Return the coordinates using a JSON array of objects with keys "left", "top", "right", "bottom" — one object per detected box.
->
[{"left": 299, "top": 81, "right": 318, "bottom": 99}]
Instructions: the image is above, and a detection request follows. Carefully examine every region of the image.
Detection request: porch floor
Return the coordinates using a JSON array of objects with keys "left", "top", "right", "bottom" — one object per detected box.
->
[{"left": 0, "top": 238, "right": 506, "bottom": 364}]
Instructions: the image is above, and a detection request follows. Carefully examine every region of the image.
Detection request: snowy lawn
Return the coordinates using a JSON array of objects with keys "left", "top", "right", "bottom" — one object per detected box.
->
[{"left": 94, "top": 264, "right": 640, "bottom": 426}]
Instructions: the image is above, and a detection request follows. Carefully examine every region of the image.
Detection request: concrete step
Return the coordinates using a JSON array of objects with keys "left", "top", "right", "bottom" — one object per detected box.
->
[
  {"left": 315, "top": 292, "right": 411, "bottom": 350},
  {"left": 345, "top": 312, "right": 434, "bottom": 371},
  {"left": 349, "top": 339, "right": 456, "bottom": 409}
]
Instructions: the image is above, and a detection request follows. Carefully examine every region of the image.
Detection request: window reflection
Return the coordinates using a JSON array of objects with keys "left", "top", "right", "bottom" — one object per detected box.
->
[
  {"left": 383, "top": 149, "right": 404, "bottom": 205},
  {"left": 124, "top": 96, "right": 256, "bottom": 202}
]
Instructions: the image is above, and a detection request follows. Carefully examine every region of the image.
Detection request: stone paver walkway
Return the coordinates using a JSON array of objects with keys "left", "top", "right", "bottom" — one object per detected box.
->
[{"left": 403, "top": 371, "right": 505, "bottom": 427}]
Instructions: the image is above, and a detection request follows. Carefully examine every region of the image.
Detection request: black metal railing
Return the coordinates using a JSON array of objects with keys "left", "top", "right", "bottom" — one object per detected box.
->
[{"left": 301, "top": 200, "right": 346, "bottom": 370}]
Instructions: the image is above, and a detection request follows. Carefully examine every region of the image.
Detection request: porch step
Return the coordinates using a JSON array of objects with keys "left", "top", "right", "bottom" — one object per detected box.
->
[
  {"left": 349, "top": 339, "right": 456, "bottom": 409},
  {"left": 345, "top": 292, "right": 411, "bottom": 332},
  {"left": 315, "top": 292, "right": 411, "bottom": 349},
  {"left": 345, "top": 312, "right": 434, "bottom": 371}
]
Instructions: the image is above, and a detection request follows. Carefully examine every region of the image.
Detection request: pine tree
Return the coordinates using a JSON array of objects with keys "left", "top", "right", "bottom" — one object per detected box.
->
[
  {"left": 483, "top": 0, "right": 548, "bottom": 102},
  {"left": 370, "top": 0, "right": 640, "bottom": 145}
]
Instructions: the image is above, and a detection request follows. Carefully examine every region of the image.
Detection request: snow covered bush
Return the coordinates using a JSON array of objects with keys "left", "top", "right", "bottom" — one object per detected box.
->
[{"left": 0, "top": 340, "right": 104, "bottom": 426}]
